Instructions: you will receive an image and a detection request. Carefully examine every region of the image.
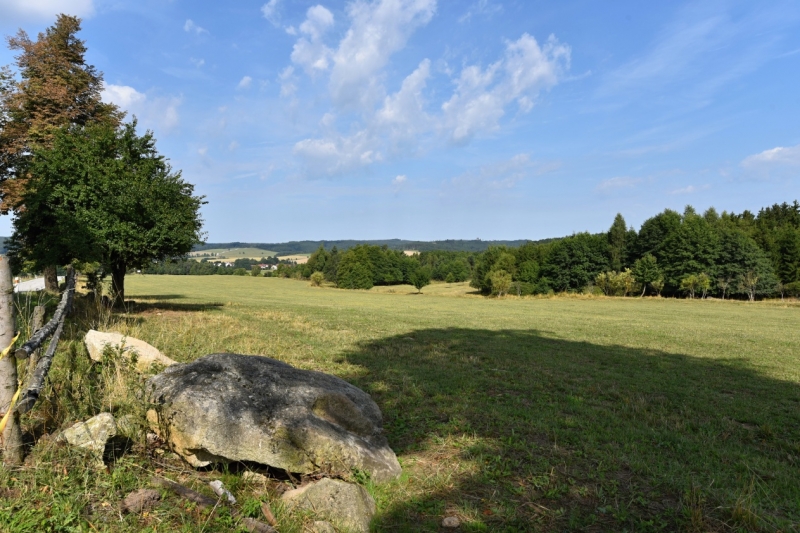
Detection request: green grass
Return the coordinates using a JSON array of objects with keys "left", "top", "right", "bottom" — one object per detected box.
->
[{"left": 3, "top": 275, "right": 800, "bottom": 532}]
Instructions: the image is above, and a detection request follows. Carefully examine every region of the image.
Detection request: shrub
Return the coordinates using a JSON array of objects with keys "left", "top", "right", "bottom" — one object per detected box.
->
[
  {"left": 310, "top": 271, "right": 324, "bottom": 287},
  {"left": 250, "top": 266, "right": 261, "bottom": 277},
  {"left": 233, "top": 268, "right": 248, "bottom": 276},
  {"left": 489, "top": 270, "right": 512, "bottom": 296},
  {"left": 410, "top": 267, "right": 432, "bottom": 293}
]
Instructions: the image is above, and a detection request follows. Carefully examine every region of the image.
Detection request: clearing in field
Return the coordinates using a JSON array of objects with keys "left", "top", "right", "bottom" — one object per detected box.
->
[{"left": 4, "top": 276, "right": 799, "bottom": 532}]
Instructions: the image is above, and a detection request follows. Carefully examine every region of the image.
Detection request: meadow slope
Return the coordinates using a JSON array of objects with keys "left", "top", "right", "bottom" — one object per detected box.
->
[{"left": 1, "top": 275, "right": 798, "bottom": 532}]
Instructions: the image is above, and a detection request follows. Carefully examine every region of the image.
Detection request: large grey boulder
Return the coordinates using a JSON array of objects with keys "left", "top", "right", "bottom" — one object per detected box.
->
[
  {"left": 145, "top": 353, "right": 401, "bottom": 483},
  {"left": 282, "top": 478, "right": 376, "bottom": 533}
]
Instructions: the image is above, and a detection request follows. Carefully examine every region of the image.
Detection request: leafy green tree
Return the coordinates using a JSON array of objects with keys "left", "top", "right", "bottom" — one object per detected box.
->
[
  {"left": 489, "top": 269, "right": 512, "bottom": 296},
  {"left": 715, "top": 227, "right": 777, "bottom": 298},
  {"left": 250, "top": 265, "right": 261, "bottom": 277},
  {"left": 541, "top": 233, "right": 609, "bottom": 292},
  {"left": 336, "top": 252, "right": 373, "bottom": 289},
  {"left": 660, "top": 207, "right": 719, "bottom": 293},
  {"left": 8, "top": 122, "right": 204, "bottom": 303},
  {"left": 233, "top": 268, "right": 248, "bottom": 276},
  {"left": 680, "top": 274, "right": 699, "bottom": 299},
  {"left": 635, "top": 209, "right": 682, "bottom": 259},
  {"left": 410, "top": 266, "right": 431, "bottom": 293},
  {"left": 632, "top": 253, "right": 661, "bottom": 296}
]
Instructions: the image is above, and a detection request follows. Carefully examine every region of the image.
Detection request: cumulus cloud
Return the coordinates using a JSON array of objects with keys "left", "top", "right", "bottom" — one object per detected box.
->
[
  {"left": 237, "top": 76, "right": 253, "bottom": 89},
  {"left": 291, "top": 5, "right": 335, "bottom": 74},
  {"left": 261, "top": 0, "right": 282, "bottom": 26},
  {"left": 328, "top": 0, "right": 436, "bottom": 110},
  {"left": 741, "top": 144, "right": 800, "bottom": 177},
  {"left": 392, "top": 174, "right": 407, "bottom": 185},
  {"left": 0, "top": 0, "right": 94, "bottom": 22},
  {"left": 285, "top": 0, "right": 569, "bottom": 177},
  {"left": 184, "top": 19, "right": 208, "bottom": 34},
  {"left": 101, "top": 83, "right": 182, "bottom": 133},
  {"left": 442, "top": 33, "right": 570, "bottom": 144}
]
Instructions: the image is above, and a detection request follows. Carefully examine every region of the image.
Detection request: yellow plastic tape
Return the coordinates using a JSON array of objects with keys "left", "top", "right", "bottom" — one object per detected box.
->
[
  {"left": 0, "top": 332, "right": 19, "bottom": 362},
  {"left": 0, "top": 385, "right": 21, "bottom": 436}
]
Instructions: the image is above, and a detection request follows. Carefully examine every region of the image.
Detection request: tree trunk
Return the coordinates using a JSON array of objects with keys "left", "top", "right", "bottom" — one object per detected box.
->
[
  {"left": 0, "top": 256, "right": 23, "bottom": 465},
  {"left": 641, "top": 285, "right": 646, "bottom": 297},
  {"left": 111, "top": 262, "right": 126, "bottom": 307},
  {"left": 25, "top": 306, "right": 45, "bottom": 386},
  {"left": 43, "top": 265, "right": 59, "bottom": 293}
]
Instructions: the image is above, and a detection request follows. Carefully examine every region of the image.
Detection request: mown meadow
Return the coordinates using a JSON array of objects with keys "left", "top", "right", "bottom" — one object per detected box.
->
[{"left": 1, "top": 275, "right": 799, "bottom": 532}]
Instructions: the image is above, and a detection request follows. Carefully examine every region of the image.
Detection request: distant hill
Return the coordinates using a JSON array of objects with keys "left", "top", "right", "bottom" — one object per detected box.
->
[{"left": 193, "top": 238, "right": 559, "bottom": 254}]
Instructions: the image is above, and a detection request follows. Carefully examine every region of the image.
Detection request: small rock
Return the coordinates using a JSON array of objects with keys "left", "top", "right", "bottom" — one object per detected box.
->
[
  {"left": 85, "top": 330, "right": 176, "bottom": 372},
  {"left": 442, "top": 515, "right": 461, "bottom": 528},
  {"left": 59, "top": 413, "right": 117, "bottom": 455},
  {"left": 312, "top": 521, "right": 336, "bottom": 533},
  {"left": 209, "top": 480, "right": 236, "bottom": 504},
  {"left": 121, "top": 489, "right": 161, "bottom": 514},
  {"left": 282, "top": 478, "right": 375, "bottom": 533},
  {"left": 242, "top": 471, "right": 268, "bottom": 484}
]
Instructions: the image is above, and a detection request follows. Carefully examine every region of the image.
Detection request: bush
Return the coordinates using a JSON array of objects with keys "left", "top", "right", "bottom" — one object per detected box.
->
[
  {"left": 337, "top": 261, "right": 373, "bottom": 289},
  {"left": 410, "top": 267, "right": 431, "bottom": 293},
  {"left": 786, "top": 281, "right": 800, "bottom": 297},
  {"left": 310, "top": 271, "right": 324, "bottom": 287},
  {"left": 251, "top": 266, "right": 261, "bottom": 277},
  {"left": 489, "top": 269, "right": 512, "bottom": 296},
  {"left": 233, "top": 268, "right": 248, "bottom": 276}
]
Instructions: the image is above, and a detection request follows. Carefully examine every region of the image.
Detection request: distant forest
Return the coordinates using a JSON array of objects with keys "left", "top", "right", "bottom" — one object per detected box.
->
[
  {"left": 192, "top": 238, "right": 553, "bottom": 254},
  {"left": 150, "top": 200, "right": 800, "bottom": 300}
]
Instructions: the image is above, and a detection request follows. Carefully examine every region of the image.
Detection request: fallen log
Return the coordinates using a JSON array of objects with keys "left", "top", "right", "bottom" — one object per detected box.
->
[{"left": 15, "top": 318, "right": 66, "bottom": 415}]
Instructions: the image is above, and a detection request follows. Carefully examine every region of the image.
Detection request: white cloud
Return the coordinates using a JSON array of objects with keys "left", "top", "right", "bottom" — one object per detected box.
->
[
  {"left": 392, "top": 174, "right": 407, "bottom": 185},
  {"left": 328, "top": 0, "right": 436, "bottom": 110},
  {"left": 670, "top": 184, "right": 709, "bottom": 195},
  {"left": 101, "top": 83, "right": 182, "bottom": 133},
  {"left": 596, "top": 176, "right": 642, "bottom": 191},
  {"left": 198, "top": 147, "right": 208, "bottom": 156},
  {"left": 237, "top": 76, "right": 253, "bottom": 89},
  {"left": 742, "top": 144, "right": 800, "bottom": 168},
  {"left": 184, "top": 19, "right": 208, "bottom": 35},
  {"left": 279, "top": 66, "right": 297, "bottom": 97},
  {"left": 291, "top": 5, "right": 335, "bottom": 74},
  {"left": 293, "top": 130, "right": 383, "bottom": 176},
  {"left": 442, "top": 33, "right": 569, "bottom": 144},
  {"left": 190, "top": 58, "right": 205, "bottom": 68},
  {"left": 261, "top": 0, "right": 282, "bottom": 26},
  {"left": 449, "top": 153, "right": 540, "bottom": 190},
  {"left": 459, "top": 0, "right": 502, "bottom": 23},
  {"left": 0, "top": 0, "right": 94, "bottom": 22}
]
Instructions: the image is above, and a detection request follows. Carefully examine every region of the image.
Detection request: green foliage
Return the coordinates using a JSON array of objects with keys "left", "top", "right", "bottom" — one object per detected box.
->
[
  {"left": 632, "top": 253, "right": 662, "bottom": 296},
  {"left": 410, "top": 266, "right": 432, "bottom": 293},
  {"left": 8, "top": 121, "right": 204, "bottom": 301},
  {"left": 309, "top": 271, "right": 324, "bottom": 287},
  {"left": 489, "top": 269, "right": 512, "bottom": 296},
  {"left": 233, "top": 268, "right": 248, "bottom": 276},
  {"left": 336, "top": 252, "right": 374, "bottom": 289},
  {"left": 541, "top": 233, "right": 609, "bottom": 292},
  {"left": 250, "top": 265, "right": 261, "bottom": 277},
  {"left": 595, "top": 269, "right": 636, "bottom": 296}
]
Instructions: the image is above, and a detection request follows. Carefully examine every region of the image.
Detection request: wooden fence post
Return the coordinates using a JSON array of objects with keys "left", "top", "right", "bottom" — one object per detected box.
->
[{"left": 0, "top": 256, "right": 22, "bottom": 465}]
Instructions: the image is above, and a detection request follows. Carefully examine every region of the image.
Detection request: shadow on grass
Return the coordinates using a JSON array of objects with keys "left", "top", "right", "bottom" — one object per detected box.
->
[
  {"left": 340, "top": 329, "right": 800, "bottom": 532},
  {"left": 126, "top": 301, "right": 225, "bottom": 313},
  {"left": 128, "top": 294, "right": 186, "bottom": 301}
]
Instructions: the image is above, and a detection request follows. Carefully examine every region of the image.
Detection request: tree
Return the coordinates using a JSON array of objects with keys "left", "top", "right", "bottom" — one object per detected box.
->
[
  {"left": 738, "top": 271, "right": 759, "bottom": 302},
  {"left": 717, "top": 277, "right": 732, "bottom": 300},
  {"left": 489, "top": 269, "right": 512, "bottom": 296},
  {"left": 250, "top": 265, "right": 261, "bottom": 277},
  {"left": 8, "top": 122, "right": 204, "bottom": 304},
  {"left": 660, "top": 208, "right": 719, "bottom": 294},
  {"left": 680, "top": 274, "right": 699, "bottom": 299},
  {"left": 541, "top": 233, "right": 609, "bottom": 292},
  {"left": 608, "top": 213, "right": 628, "bottom": 271},
  {"left": 632, "top": 253, "right": 661, "bottom": 296},
  {"left": 410, "top": 267, "right": 431, "bottom": 293},
  {"left": 0, "top": 15, "right": 122, "bottom": 290}
]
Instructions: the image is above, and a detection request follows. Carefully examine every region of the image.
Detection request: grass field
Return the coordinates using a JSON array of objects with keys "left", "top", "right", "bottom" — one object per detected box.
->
[
  {"left": 2, "top": 276, "right": 799, "bottom": 532},
  {"left": 188, "top": 247, "right": 277, "bottom": 260}
]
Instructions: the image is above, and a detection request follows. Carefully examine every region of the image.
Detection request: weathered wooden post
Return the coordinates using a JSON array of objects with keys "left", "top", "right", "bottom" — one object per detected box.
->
[{"left": 0, "top": 256, "right": 22, "bottom": 465}]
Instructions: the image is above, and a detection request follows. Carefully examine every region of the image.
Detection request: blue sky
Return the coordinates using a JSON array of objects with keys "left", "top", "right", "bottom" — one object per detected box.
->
[{"left": 1, "top": 0, "right": 799, "bottom": 242}]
